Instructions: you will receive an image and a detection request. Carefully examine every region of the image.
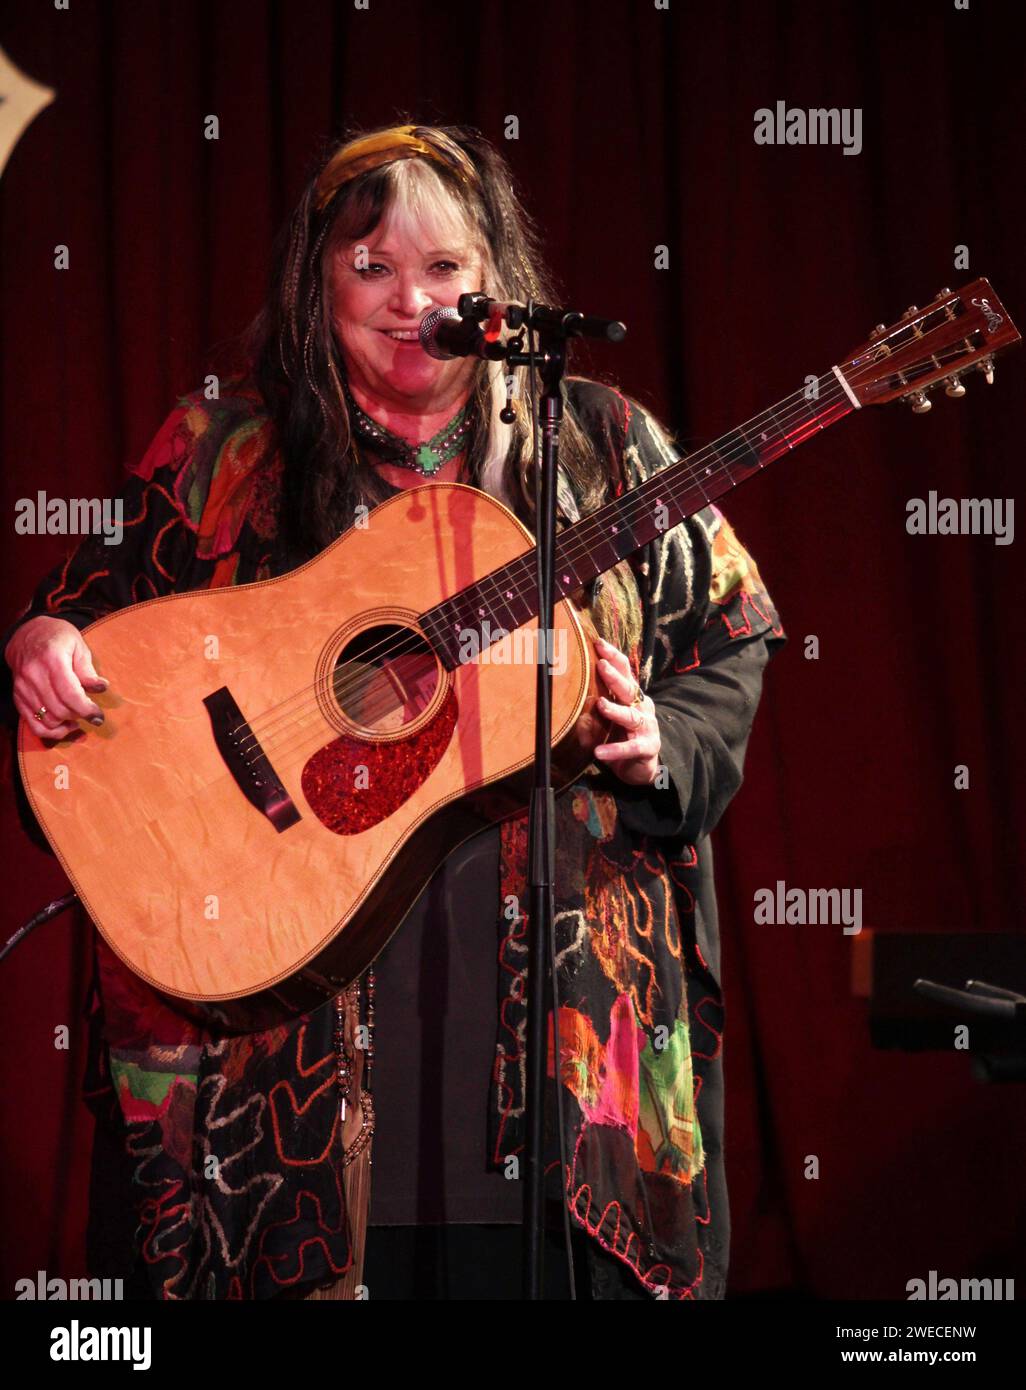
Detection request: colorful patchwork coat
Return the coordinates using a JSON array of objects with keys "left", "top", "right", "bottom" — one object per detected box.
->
[{"left": 1, "top": 376, "right": 785, "bottom": 1299}]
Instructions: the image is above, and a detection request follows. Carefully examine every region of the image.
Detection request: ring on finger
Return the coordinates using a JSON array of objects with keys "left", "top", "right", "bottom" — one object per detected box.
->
[{"left": 34, "top": 706, "right": 47, "bottom": 721}]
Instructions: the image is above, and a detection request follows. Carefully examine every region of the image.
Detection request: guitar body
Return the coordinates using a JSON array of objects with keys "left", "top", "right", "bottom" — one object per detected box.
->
[{"left": 18, "top": 483, "right": 611, "bottom": 1031}]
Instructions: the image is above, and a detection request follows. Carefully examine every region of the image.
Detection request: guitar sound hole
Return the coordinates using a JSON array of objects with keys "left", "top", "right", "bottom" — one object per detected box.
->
[{"left": 332, "top": 623, "right": 439, "bottom": 732}]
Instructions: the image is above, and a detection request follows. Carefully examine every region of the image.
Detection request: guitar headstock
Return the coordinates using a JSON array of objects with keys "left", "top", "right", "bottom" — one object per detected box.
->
[{"left": 839, "top": 279, "right": 1020, "bottom": 412}]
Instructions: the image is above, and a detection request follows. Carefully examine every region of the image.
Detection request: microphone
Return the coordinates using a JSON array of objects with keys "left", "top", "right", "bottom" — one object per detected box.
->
[{"left": 419, "top": 306, "right": 505, "bottom": 361}]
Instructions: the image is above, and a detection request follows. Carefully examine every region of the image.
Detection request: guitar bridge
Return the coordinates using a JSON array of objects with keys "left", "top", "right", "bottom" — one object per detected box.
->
[{"left": 203, "top": 686, "right": 302, "bottom": 833}]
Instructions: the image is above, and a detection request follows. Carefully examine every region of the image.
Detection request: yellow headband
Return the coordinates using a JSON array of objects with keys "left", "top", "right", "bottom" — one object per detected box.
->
[{"left": 313, "top": 125, "right": 480, "bottom": 212}]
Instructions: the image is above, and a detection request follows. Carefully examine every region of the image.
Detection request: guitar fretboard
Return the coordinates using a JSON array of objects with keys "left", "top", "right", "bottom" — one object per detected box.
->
[{"left": 420, "top": 372, "right": 853, "bottom": 669}]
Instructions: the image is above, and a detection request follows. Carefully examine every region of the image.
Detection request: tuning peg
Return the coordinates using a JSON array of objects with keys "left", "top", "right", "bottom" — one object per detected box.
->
[
  {"left": 944, "top": 375, "right": 966, "bottom": 398},
  {"left": 903, "top": 305, "right": 919, "bottom": 319},
  {"left": 907, "top": 390, "right": 932, "bottom": 414},
  {"left": 869, "top": 322, "right": 887, "bottom": 337},
  {"left": 977, "top": 355, "right": 995, "bottom": 384},
  {"left": 936, "top": 287, "right": 953, "bottom": 298}
]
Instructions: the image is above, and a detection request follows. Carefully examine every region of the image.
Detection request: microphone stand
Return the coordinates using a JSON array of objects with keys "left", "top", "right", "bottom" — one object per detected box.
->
[
  {"left": 449, "top": 293, "right": 625, "bottom": 1299},
  {"left": 522, "top": 328, "right": 565, "bottom": 1301}
]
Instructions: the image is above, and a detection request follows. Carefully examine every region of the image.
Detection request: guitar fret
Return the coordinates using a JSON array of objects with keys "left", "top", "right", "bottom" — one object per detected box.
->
[
  {"left": 801, "top": 385, "right": 823, "bottom": 426},
  {"left": 420, "top": 368, "right": 858, "bottom": 671},
  {"left": 684, "top": 460, "right": 714, "bottom": 510},
  {"left": 506, "top": 565, "right": 535, "bottom": 626},
  {"left": 479, "top": 579, "right": 519, "bottom": 632},
  {"left": 576, "top": 532, "right": 620, "bottom": 576},
  {"left": 558, "top": 492, "right": 634, "bottom": 578},
  {"left": 719, "top": 429, "right": 762, "bottom": 483},
  {"left": 554, "top": 552, "right": 585, "bottom": 594},
  {"left": 792, "top": 376, "right": 844, "bottom": 441},
  {"left": 684, "top": 447, "right": 722, "bottom": 508},
  {"left": 766, "top": 408, "right": 793, "bottom": 450}
]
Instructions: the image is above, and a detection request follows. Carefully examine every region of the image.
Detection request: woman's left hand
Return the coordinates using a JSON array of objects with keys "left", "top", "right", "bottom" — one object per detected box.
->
[{"left": 589, "top": 636, "right": 663, "bottom": 787}]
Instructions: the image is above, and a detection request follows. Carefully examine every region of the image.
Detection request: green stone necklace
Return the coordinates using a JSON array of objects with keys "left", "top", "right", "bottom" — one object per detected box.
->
[{"left": 344, "top": 380, "right": 473, "bottom": 477}]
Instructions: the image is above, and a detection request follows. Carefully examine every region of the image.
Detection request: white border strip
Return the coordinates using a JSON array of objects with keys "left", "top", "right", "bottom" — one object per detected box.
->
[{"left": 832, "top": 364, "right": 861, "bottom": 409}]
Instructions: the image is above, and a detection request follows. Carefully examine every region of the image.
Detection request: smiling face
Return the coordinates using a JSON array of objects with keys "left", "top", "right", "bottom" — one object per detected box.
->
[{"left": 327, "top": 191, "right": 487, "bottom": 426}]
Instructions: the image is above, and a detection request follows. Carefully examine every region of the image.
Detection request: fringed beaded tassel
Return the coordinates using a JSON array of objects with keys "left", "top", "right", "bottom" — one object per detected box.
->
[{"left": 305, "top": 967, "right": 375, "bottom": 1301}]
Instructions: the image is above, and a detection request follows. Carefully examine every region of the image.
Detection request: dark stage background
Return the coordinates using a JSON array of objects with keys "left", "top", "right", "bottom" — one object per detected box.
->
[{"left": 1, "top": 0, "right": 1023, "bottom": 1299}]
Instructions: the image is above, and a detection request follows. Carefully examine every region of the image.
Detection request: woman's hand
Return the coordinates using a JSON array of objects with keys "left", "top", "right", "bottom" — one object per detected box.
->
[
  {"left": 589, "top": 635, "right": 663, "bottom": 787},
  {"left": 4, "top": 616, "right": 108, "bottom": 740}
]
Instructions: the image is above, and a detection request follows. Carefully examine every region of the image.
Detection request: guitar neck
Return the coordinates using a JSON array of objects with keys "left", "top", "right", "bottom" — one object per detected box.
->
[{"left": 422, "top": 370, "right": 855, "bottom": 666}]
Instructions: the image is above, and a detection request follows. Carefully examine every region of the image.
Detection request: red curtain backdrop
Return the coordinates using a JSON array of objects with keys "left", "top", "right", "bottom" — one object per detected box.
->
[{"left": 1, "top": 0, "right": 1023, "bottom": 1298}]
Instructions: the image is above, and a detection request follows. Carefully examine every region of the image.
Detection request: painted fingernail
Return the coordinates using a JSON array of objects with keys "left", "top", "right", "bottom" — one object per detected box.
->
[{"left": 89, "top": 715, "right": 104, "bottom": 726}]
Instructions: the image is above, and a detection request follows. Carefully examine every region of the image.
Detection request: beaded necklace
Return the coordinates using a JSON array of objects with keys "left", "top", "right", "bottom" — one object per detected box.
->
[{"left": 344, "top": 379, "right": 473, "bottom": 477}]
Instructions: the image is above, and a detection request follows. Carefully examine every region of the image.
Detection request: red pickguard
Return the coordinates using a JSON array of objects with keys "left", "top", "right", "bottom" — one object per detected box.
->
[{"left": 300, "top": 688, "right": 459, "bottom": 834}]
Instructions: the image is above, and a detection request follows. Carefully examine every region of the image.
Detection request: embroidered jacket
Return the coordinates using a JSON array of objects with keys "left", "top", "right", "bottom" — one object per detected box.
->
[{"left": 1, "top": 377, "right": 785, "bottom": 1299}]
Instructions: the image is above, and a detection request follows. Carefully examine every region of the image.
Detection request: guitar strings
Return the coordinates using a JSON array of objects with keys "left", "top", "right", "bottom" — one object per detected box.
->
[
  {"left": 236, "top": 371, "right": 852, "bottom": 762},
  {"left": 241, "top": 331, "right": 975, "bottom": 765},
  {"left": 239, "top": 368, "right": 855, "bottom": 756},
  {"left": 231, "top": 337, "right": 976, "bottom": 766},
  {"left": 237, "top": 373, "right": 847, "bottom": 767},
  {"left": 238, "top": 338, "right": 959, "bottom": 767}
]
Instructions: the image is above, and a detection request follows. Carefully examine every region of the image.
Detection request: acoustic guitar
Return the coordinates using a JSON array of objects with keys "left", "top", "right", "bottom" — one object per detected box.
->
[{"left": 17, "top": 280, "right": 1019, "bottom": 1030}]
